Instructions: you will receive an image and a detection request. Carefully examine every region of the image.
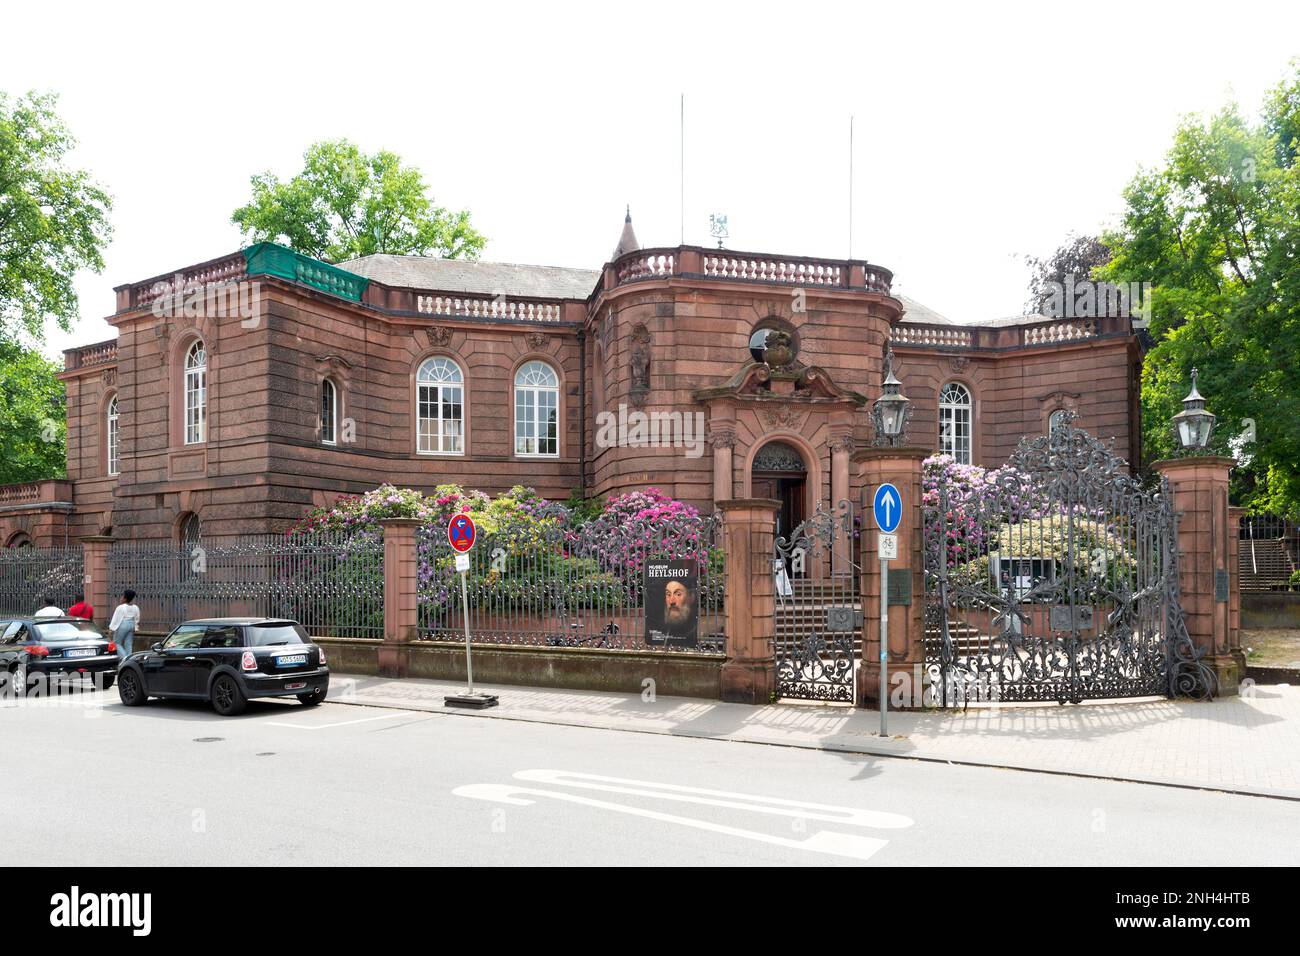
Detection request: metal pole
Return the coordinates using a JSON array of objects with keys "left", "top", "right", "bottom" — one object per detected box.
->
[
  {"left": 880, "top": 556, "right": 888, "bottom": 735},
  {"left": 461, "top": 568, "right": 474, "bottom": 695}
]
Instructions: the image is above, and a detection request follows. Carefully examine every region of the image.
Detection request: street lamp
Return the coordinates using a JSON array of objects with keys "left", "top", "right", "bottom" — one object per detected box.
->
[
  {"left": 872, "top": 349, "right": 911, "bottom": 446},
  {"left": 1172, "top": 367, "right": 1216, "bottom": 451}
]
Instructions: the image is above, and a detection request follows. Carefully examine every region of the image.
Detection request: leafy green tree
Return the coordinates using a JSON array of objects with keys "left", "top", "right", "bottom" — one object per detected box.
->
[
  {"left": 231, "top": 139, "right": 486, "bottom": 263},
  {"left": 0, "top": 91, "right": 113, "bottom": 342},
  {"left": 1099, "top": 64, "right": 1300, "bottom": 515},
  {"left": 0, "top": 341, "right": 66, "bottom": 483}
]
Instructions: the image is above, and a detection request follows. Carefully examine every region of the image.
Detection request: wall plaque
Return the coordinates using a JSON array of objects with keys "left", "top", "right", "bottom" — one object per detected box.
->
[
  {"left": 1050, "top": 605, "right": 1094, "bottom": 631},
  {"left": 1214, "top": 569, "right": 1229, "bottom": 603},
  {"left": 887, "top": 574, "right": 912, "bottom": 606}
]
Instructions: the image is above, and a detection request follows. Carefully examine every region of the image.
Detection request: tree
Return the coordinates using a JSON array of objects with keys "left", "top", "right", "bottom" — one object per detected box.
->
[
  {"left": 0, "top": 340, "right": 66, "bottom": 483},
  {"left": 1098, "top": 64, "right": 1300, "bottom": 515},
  {"left": 0, "top": 91, "right": 113, "bottom": 342},
  {"left": 1024, "top": 234, "right": 1112, "bottom": 315},
  {"left": 231, "top": 140, "right": 487, "bottom": 263}
]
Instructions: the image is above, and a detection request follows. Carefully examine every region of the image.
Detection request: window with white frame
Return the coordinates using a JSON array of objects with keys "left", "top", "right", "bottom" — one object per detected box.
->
[
  {"left": 939, "top": 382, "right": 972, "bottom": 464},
  {"left": 321, "top": 379, "right": 338, "bottom": 445},
  {"left": 514, "top": 361, "right": 559, "bottom": 457},
  {"left": 184, "top": 341, "right": 206, "bottom": 445},
  {"left": 1048, "top": 408, "right": 1070, "bottom": 436},
  {"left": 107, "top": 395, "right": 120, "bottom": 476},
  {"left": 416, "top": 357, "right": 464, "bottom": 454}
]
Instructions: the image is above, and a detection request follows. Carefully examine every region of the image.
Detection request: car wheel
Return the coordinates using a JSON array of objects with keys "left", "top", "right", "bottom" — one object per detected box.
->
[
  {"left": 211, "top": 675, "right": 247, "bottom": 716},
  {"left": 297, "top": 687, "right": 325, "bottom": 706},
  {"left": 117, "top": 668, "right": 147, "bottom": 706},
  {"left": 11, "top": 664, "right": 28, "bottom": 698}
]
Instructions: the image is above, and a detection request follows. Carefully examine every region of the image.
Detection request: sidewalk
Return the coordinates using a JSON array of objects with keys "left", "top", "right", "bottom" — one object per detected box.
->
[{"left": 326, "top": 674, "right": 1300, "bottom": 800}]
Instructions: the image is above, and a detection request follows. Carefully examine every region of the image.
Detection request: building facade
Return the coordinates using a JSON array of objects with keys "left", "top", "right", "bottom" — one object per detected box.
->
[{"left": 1, "top": 216, "right": 1141, "bottom": 546}]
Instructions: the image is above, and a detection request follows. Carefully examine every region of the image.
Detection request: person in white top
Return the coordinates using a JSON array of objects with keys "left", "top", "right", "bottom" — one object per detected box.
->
[
  {"left": 34, "top": 597, "right": 63, "bottom": 617},
  {"left": 108, "top": 589, "right": 141, "bottom": 658}
]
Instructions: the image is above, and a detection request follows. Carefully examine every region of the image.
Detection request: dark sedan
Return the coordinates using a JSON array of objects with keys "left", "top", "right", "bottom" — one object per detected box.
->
[
  {"left": 116, "top": 618, "right": 329, "bottom": 716},
  {"left": 0, "top": 617, "right": 118, "bottom": 696}
]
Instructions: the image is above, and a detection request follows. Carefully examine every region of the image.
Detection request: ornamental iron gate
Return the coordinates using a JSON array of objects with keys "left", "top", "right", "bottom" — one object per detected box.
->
[
  {"left": 923, "top": 424, "right": 1216, "bottom": 705},
  {"left": 774, "top": 499, "right": 861, "bottom": 702}
]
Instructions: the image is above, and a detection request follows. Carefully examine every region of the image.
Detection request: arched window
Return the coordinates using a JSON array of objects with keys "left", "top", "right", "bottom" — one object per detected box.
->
[
  {"left": 939, "top": 382, "right": 972, "bottom": 464},
  {"left": 1048, "top": 408, "right": 1070, "bottom": 436},
  {"left": 107, "top": 395, "right": 120, "bottom": 476},
  {"left": 416, "top": 357, "right": 464, "bottom": 454},
  {"left": 184, "top": 340, "right": 207, "bottom": 445},
  {"left": 320, "top": 380, "right": 338, "bottom": 445},
  {"left": 514, "top": 361, "right": 559, "bottom": 457},
  {"left": 179, "top": 512, "right": 202, "bottom": 547}
]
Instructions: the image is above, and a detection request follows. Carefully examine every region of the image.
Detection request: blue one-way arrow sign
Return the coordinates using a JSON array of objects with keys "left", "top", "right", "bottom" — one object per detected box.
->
[{"left": 873, "top": 483, "right": 901, "bottom": 533}]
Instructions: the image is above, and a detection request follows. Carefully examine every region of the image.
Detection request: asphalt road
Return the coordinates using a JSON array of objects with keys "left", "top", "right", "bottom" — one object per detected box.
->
[{"left": 5, "top": 689, "right": 1296, "bottom": 866}]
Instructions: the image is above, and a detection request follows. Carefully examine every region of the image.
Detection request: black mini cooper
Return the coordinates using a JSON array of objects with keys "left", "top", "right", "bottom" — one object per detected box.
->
[{"left": 116, "top": 618, "right": 329, "bottom": 716}]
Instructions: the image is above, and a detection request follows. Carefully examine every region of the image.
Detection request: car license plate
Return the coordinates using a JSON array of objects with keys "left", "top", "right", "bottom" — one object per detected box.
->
[
  {"left": 65, "top": 648, "right": 96, "bottom": 659},
  {"left": 275, "top": 654, "right": 307, "bottom": 667},
  {"left": 285, "top": 681, "right": 306, "bottom": 690}
]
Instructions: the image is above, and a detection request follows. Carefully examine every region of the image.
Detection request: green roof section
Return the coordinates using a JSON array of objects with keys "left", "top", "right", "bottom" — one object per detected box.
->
[{"left": 242, "top": 242, "right": 369, "bottom": 303}]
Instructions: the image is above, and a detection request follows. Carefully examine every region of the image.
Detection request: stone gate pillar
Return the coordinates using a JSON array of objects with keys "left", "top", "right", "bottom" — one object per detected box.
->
[
  {"left": 379, "top": 517, "right": 422, "bottom": 678},
  {"left": 854, "top": 447, "right": 929, "bottom": 707},
  {"left": 718, "top": 498, "right": 779, "bottom": 703},
  {"left": 1154, "top": 456, "right": 1242, "bottom": 695},
  {"left": 80, "top": 535, "right": 114, "bottom": 630}
]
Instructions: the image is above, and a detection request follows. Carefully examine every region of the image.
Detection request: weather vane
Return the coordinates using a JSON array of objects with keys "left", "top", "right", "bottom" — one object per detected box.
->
[{"left": 709, "top": 213, "right": 729, "bottom": 249}]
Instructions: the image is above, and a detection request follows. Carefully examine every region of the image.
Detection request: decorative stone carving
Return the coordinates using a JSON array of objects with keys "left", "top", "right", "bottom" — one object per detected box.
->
[
  {"left": 425, "top": 326, "right": 453, "bottom": 348},
  {"left": 315, "top": 354, "right": 353, "bottom": 376},
  {"left": 763, "top": 329, "right": 796, "bottom": 369},
  {"left": 761, "top": 405, "right": 802, "bottom": 430},
  {"left": 949, "top": 355, "right": 970, "bottom": 373},
  {"left": 101, "top": 368, "right": 117, "bottom": 388},
  {"left": 830, "top": 433, "right": 856, "bottom": 454},
  {"left": 707, "top": 430, "right": 738, "bottom": 450},
  {"left": 524, "top": 331, "right": 547, "bottom": 350},
  {"left": 629, "top": 323, "right": 652, "bottom": 409}
]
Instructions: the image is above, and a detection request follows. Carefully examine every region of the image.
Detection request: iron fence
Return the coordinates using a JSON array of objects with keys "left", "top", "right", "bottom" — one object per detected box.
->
[
  {"left": 107, "top": 531, "right": 383, "bottom": 638},
  {"left": 0, "top": 546, "right": 84, "bottom": 616},
  {"left": 417, "top": 511, "right": 725, "bottom": 653}
]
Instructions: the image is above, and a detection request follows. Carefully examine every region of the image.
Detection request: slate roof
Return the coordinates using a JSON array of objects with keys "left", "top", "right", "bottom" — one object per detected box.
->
[{"left": 336, "top": 254, "right": 602, "bottom": 300}]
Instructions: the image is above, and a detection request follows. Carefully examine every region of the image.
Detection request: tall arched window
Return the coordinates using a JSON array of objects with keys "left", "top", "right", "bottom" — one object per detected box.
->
[
  {"left": 514, "top": 361, "right": 559, "bottom": 457},
  {"left": 939, "top": 382, "right": 972, "bottom": 464},
  {"left": 107, "top": 395, "right": 120, "bottom": 476},
  {"left": 416, "top": 357, "right": 464, "bottom": 454},
  {"left": 179, "top": 512, "right": 202, "bottom": 547},
  {"left": 1048, "top": 408, "right": 1070, "bottom": 436},
  {"left": 320, "top": 379, "right": 338, "bottom": 445},
  {"left": 184, "top": 340, "right": 207, "bottom": 445}
]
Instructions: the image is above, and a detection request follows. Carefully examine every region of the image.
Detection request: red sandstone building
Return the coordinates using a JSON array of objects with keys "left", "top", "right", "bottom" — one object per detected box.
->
[{"left": 0, "top": 215, "right": 1140, "bottom": 546}]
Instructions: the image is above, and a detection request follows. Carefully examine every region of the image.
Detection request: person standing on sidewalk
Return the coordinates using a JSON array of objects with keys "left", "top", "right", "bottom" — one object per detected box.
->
[
  {"left": 108, "top": 590, "right": 140, "bottom": 658},
  {"left": 35, "top": 597, "right": 64, "bottom": 617},
  {"left": 67, "top": 594, "right": 94, "bottom": 620}
]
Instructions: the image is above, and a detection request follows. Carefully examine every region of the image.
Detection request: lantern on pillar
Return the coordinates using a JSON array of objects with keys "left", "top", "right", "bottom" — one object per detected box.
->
[
  {"left": 1172, "top": 367, "right": 1216, "bottom": 451},
  {"left": 872, "top": 349, "right": 911, "bottom": 446}
]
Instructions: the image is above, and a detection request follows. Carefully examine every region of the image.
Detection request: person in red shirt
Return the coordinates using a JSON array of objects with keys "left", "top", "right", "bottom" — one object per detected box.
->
[{"left": 67, "top": 594, "right": 94, "bottom": 620}]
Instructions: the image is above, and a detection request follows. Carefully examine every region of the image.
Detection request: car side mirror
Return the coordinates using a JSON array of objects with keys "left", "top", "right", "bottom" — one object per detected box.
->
[{"left": 151, "top": 643, "right": 162, "bottom": 652}]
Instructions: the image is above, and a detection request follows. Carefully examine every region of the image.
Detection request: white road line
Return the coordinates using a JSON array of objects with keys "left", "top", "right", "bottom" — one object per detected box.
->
[
  {"left": 453, "top": 783, "right": 894, "bottom": 862},
  {"left": 513, "top": 769, "right": 913, "bottom": 828},
  {"left": 266, "top": 712, "right": 413, "bottom": 731}
]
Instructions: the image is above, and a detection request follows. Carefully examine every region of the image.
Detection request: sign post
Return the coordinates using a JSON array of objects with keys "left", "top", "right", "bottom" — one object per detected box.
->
[
  {"left": 872, "top": 484, "right": 901, "bottom": 736},
  {"left": 443, "top": 513, "right": 498, "bottom": 710}
]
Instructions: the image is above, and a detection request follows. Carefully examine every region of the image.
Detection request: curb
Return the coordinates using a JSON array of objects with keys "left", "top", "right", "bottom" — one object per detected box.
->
[{"left": 324, "top": 692, "right": 1300, "bottom": 804}]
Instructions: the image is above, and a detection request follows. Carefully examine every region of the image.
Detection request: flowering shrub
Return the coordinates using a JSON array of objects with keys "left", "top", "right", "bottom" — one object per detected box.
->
[
  {"left": 954, "top": 513, "right": 1137, "bottom": 594},
  {"left": 571, "top": 488, "right": 713, "bottom": 579},
  {"left": 923, "top": 456, "right": 1037, "bottom": 572}
]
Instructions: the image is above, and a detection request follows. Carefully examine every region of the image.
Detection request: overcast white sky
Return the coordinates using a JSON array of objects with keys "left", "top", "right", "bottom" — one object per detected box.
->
[{"left": 5, "top": 1, "right": 1298, "bottom": 359}]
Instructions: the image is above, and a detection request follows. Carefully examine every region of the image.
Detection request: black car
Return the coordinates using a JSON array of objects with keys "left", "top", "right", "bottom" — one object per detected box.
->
[
  {"left": 116, "top": 618, "right": 329, "bottom": 716},
  {"left": 0, "top": 617, "right": 118, "bottom": 696}
]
